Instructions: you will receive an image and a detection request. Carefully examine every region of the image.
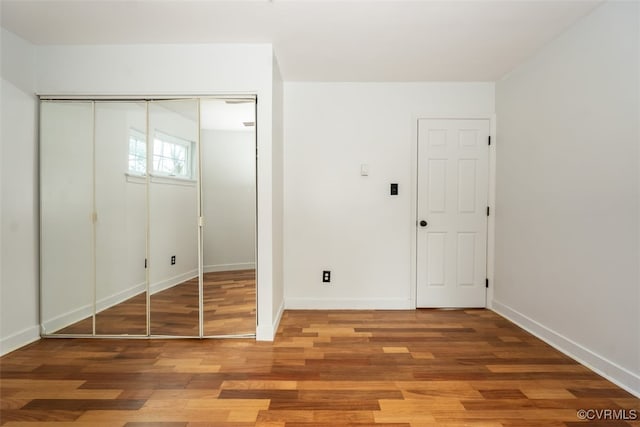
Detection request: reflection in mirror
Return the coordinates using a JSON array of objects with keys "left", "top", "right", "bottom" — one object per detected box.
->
[
  {"left": 148, "top": 100, "right": 200, "bottom": 336},
  {"left": 201, "top": 99, "right": 257, "bottom": 336},
  {"left": 40, "top": 101, "right": 94, "bottom": 335},
  {"left": 94, "top": 102, "right": 148, "bottom": 335}
]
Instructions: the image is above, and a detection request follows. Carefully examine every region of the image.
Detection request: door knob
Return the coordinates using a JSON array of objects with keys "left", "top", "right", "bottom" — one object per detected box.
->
[{"left": 419, "top": 220, "right": 428, "bottom": 227}]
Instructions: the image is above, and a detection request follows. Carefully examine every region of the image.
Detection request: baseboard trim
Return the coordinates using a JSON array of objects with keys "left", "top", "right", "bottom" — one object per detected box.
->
[
  {"left": 0, "top": 325, "right": 40, "bottom": 356},
  {"left": 492, "top": 300, "right": 640, "bottom": 398},
  {"left": 204, "top": 263, "right": 256, "bottom": 273},
  {"left": 285, "top": 298, "right": 413, "bottom": 310},
  {"left": 256, "top": 300, "right": 284, "bottom": 341}
]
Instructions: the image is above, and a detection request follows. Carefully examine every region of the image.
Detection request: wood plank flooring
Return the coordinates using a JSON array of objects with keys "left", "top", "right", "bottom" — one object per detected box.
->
[
  {"left": 2, "top": 309, "right": 639, "bottom": 426},
  {"left": 56, "top": 270, "right": 256, "bottom": 336}
]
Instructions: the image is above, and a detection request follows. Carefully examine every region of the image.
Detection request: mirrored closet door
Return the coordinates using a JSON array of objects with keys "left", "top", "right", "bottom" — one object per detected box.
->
[
  {"left": 148, "top": 100, "right": 200, "bottom": 337},
  {"left": 41, "top": 101, "right": 95, "bottom": 335},
  {"left": 200, "top": 99, "right": 256, "bottom": 337},
  {"left": 39, "top": 96, "right": 257, "bottom": 338},
  {"left": 94, "top": 102, "right": 148, "bottom": 335}
]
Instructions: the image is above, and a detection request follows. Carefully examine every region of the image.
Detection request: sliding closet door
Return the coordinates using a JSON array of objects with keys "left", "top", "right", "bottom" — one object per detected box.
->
[
  {"left": 40, "top": 101, "right": 94, "bottom": 335},
  {"left": 200, "top": 99, "right": 257, "bottom": 336},
  {"left": 94, "top": 102, "right": 148, "bottom": 335},
  {"left": 148, "top": 100, "right": 200, "bottom": 336}
]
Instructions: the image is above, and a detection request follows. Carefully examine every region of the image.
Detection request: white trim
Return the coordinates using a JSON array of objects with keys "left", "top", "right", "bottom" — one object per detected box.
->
[
  {"left": 38, "top": 94, "right": 258, "bottom": 101},
  {"left": 149, "top": 174, "right": 196, "bottom": 186},
  {"left": 486, "top": 113, "right": 497, "bottom": 308},
  {"left": 256, "top": 300, "right": 284, "bottom": 341},
  {"left": 0, "top": 326, "right": 40, "bottom": 356},
  {"left": 493, "top": 300, "right": 640, "bottom": 398},
  {"left": 411, "top": 113, "right": 496, "bottom": 309},
  {"left": 285, "top": 298, "right": 412, "bottom": 310},
  {"left": 203, "top": 262, "right": 256, "bottom": 273},
  {"left": 125, "top": 172, "right": 147, "bottom": 184}
]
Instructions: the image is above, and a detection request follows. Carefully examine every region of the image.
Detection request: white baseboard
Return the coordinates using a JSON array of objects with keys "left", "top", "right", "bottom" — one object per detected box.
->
[
  {"left": 0, "top": 325, "right": 40, "bottom": 356},
  {"left": 492, "top": 300, "right": 640, "bottom": 398},
  {"left": 256, "top": 300, "right": 284, "bottom": 341},
  {"left": 285, "top": 298, "right": 413, "bottom": 310},
  {"left": 204, "top": 262, "right": 256, "bottom": 273}
]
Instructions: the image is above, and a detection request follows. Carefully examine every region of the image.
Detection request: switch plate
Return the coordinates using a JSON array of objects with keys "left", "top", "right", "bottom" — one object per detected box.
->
[{"left": 390, "top": 183, "right": 398, "bottom": 195}]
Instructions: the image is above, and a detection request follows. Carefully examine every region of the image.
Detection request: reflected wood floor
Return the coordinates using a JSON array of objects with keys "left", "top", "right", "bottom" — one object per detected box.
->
[
  {"left": 2, "top": 309, "right": 639, "bottom": 426},
  {"left": 56, "top": 270, "right": 256, "bottom": 336}
]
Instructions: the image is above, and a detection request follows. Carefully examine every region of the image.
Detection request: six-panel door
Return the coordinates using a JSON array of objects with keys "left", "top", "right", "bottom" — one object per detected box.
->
[{"left": 417, "top": 119, "right": 490, "bottom": 307}]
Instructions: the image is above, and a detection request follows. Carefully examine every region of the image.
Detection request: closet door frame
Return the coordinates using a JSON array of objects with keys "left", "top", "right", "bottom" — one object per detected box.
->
[{"left": 38, "top": 95, "right": 258, "bottom": 339}]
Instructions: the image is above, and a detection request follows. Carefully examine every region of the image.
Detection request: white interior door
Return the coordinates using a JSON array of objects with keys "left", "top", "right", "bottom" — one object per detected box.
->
[{"left": 416, "top": 119, "right": 489, "bottom": 307}]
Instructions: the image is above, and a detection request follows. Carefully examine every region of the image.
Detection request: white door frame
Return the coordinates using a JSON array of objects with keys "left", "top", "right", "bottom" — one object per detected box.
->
[{"left": 409, "top": 114, "right": 497, "bottom": 309}]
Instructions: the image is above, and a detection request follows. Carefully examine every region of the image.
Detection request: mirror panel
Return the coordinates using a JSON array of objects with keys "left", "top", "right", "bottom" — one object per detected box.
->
[
  {"left": 148, "top": 100, "right": 200, "bottom": 336},
  {"left": 201, "top": 99, "right": 257, "bottom": 336},
  {"left": 94, "top": 102, "right": 148, "bottom": 335},
  {"left": 40, "top": 97, "right": 257, "bottom": 338},
  {"left": 40, "top": 101, "right": 94, "bottom": 335}
]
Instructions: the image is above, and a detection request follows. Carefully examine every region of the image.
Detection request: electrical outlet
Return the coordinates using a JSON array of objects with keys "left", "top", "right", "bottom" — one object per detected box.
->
[
  {"left": 322, "top": 270, "right": 331, "bottom": 283},
  {"left": 171, "top": 255, "right": 176, "bottom": 265}
]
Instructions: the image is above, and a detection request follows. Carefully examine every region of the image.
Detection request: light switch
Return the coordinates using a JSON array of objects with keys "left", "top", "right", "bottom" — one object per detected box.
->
[{"left": 360, "top": 164, "right": 369, "bottom": 176}]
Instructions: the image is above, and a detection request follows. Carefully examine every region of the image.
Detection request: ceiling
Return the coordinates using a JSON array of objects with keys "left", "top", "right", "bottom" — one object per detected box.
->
[{"left": 0, "top": 0, "right": 601, "bottom": 82}]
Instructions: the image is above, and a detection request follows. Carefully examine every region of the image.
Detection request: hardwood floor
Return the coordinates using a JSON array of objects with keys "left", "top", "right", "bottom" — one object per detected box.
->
[
  {"left": 2, "top": 309, "right": 638, "bottom": 426},
  {"left": 56, "top": 270, "right": 256, "bottom": 337}
]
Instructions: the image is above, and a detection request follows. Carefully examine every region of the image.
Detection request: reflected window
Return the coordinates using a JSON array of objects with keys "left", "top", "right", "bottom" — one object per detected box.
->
[
  {"left": 128, "top": 129, "right": 147, "bottom": 175},
  {"left": 152, "top": 131, "right": 193, "bottom": 179},
  {"left": 128, "top": 129, "right": 194, "bottom": 179}
]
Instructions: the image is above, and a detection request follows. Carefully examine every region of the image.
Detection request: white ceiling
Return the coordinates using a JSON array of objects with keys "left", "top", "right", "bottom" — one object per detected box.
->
[{"left": 0, "top": 0, "right": 601, "bottom": 81}]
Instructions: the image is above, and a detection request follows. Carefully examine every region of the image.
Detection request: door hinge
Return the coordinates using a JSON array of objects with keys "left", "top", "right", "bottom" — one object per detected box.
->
[
  {"left": 486, "top": 278, "right": 489, "bottom": 288},
  {"left": 488, "top": 136, "right": 491, "bottom": 146},
  {"left": 144, "top": 258, "right": 148, "bottom": 269},
  {"left": 487, "top": 206, "right": 490, "bottom": 216}
]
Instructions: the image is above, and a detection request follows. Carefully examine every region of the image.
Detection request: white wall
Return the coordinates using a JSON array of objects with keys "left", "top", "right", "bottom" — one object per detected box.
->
[
  {"left": 495, "top": 1, "right": 640, "bottom": 395},
  {"left": 271, "top": 56, "right": 284, "bottom": 326},
  {"left": 283, "top": 82, "right": 494, "bottom": 309},
  {"left": 201, "top": 129, "right": 256, "bottom": 272},
  {"left": 0, "top": 29, "right": 39, "bottom": 354}
]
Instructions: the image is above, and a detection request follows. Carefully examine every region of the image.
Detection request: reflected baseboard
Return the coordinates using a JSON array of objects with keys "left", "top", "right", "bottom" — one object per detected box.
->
[
  {"left": 97, "top": 282, "right": 146, "bottom": 313},
  {"left": 204, "top": 263, "right": 255, "bottom": 273},
  {"left": 150, "top": 269, "right": 199, "bottom": 294},
  {"left": 42, "top": 267, "right": 250, "bottom": 335},
  {"left": 42, "top": 281, "right": 146, "bottom": 334}
]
